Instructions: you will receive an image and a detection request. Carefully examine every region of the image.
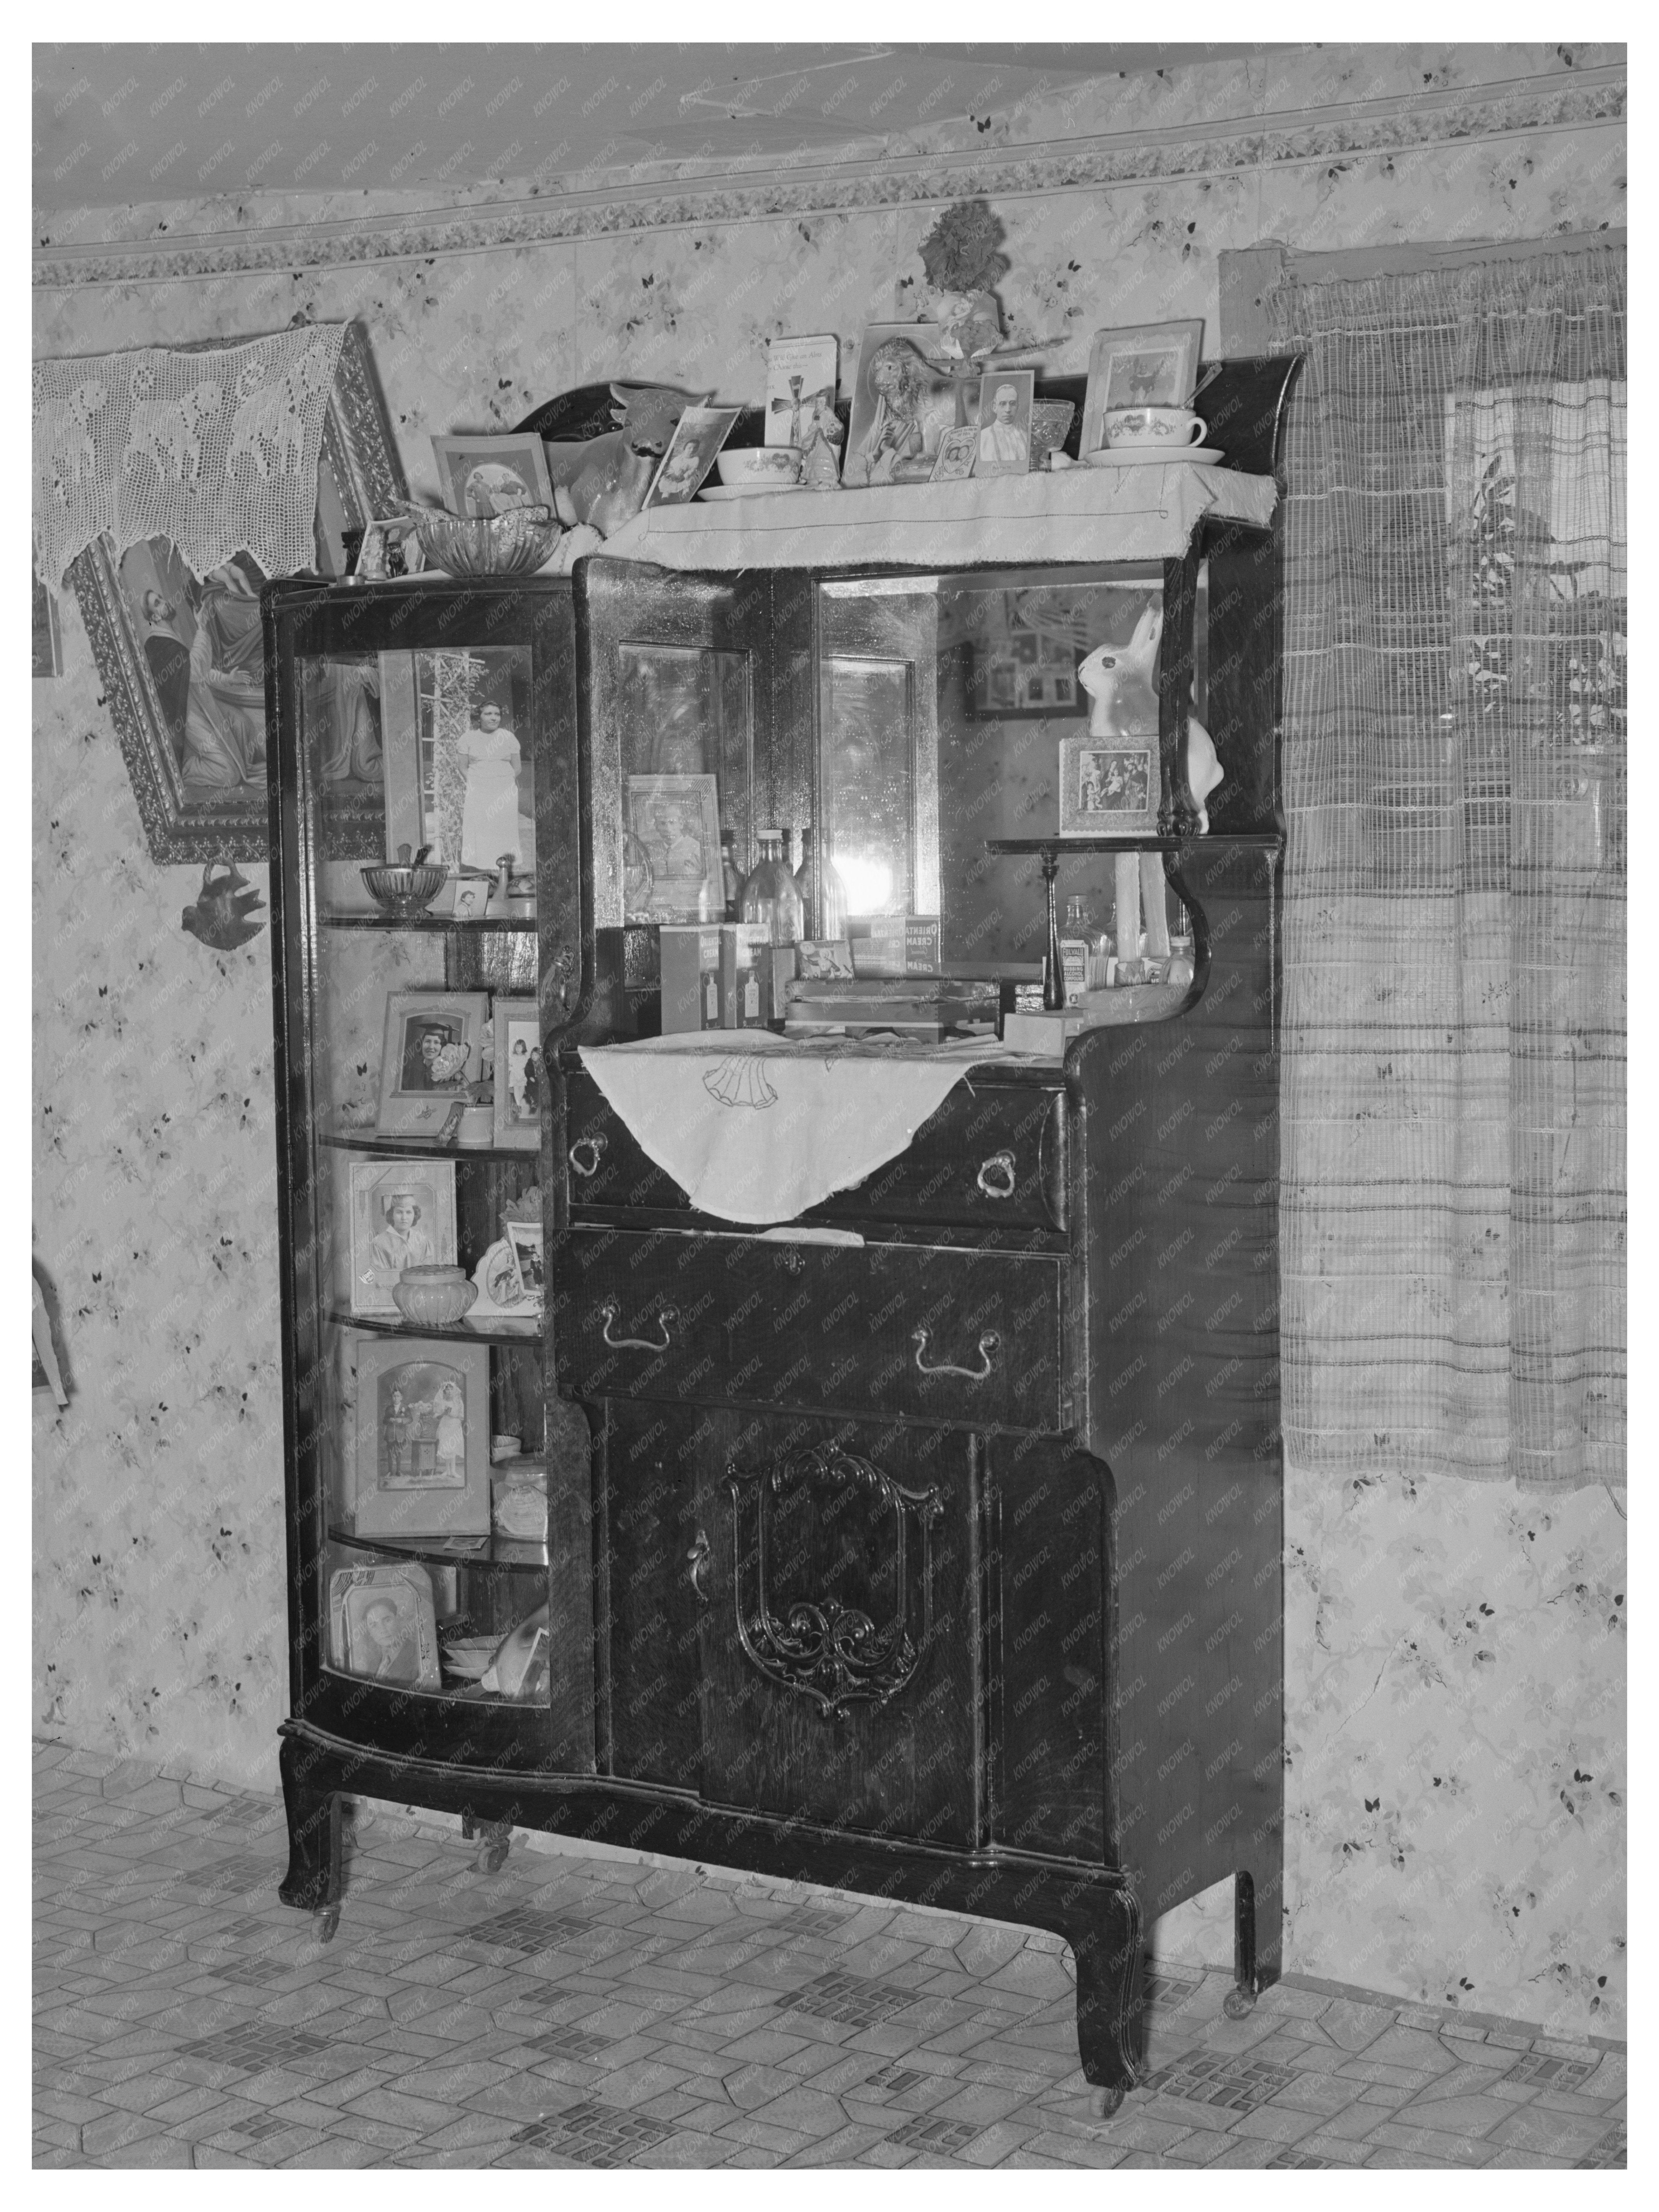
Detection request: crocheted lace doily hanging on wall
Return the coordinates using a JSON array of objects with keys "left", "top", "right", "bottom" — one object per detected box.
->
[{"left": 32, "top": 324, "right": 349, "bottom": 590}]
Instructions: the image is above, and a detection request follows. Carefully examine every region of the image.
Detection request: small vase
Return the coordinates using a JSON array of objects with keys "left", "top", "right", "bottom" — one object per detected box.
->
[{"left": 390, "top": 1264, "right": 479, "bottom": 1328}]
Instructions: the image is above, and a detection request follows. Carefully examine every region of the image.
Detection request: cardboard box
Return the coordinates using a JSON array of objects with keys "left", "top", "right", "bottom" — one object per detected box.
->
[
  {"left": 659, "top": 925, "right": 723, "bottom": 1033},
  {"left": 1002, "top": 1008, "right": 1092, "bottom": 1055},
  {"left": 849, "top": 914, "right": 942, "bottom": 977}
]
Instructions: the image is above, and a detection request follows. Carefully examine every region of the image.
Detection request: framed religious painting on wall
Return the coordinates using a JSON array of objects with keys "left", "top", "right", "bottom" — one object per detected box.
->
[{"left": 57, "top": 324, "right": 405, "bottom": 865}]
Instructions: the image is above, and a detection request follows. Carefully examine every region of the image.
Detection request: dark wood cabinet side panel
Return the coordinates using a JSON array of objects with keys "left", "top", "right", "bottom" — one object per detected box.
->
[
  {"left": 597, "top": 1397, "right": 705, "bottom": 1794},
  {"left": 988, "top": 1438, "right": 1111, "bottom": 1864},
  {"left": 1074, "top": 840, "right": 1282, "bottom": 1926}
]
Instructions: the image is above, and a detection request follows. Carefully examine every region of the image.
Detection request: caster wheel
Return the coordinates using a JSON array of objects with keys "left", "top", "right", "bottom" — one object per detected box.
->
[
  {"left": 484, "top": 1841, "right": 509, "bottom": 1876},
  {"left": 1090, "top": 2084, "right": 1126, "bottom": 2119},
  {"left": 1223, "top": 1985, "right": 1256, "bottom": 2019},
  {"left": 316, "top": 1905, "right": 340, "bottom": 1944}
]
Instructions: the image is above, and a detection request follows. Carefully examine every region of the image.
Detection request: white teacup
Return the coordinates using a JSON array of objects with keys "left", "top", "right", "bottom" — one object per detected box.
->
[
  {"left": 715, "top": 445, "right": 803, "bottom": 487},
  {"left": 1102, "top": 406, "right": 1207, "bottom": 451}
]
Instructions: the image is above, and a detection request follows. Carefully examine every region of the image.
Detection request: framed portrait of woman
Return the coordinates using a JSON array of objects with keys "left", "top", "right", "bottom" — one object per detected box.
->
[
  {"left": 62, "top": 324, "right": 405, "bottom": 864},
  {"left": 375, "top": 990, "right": 490, "bottom": 1136}
]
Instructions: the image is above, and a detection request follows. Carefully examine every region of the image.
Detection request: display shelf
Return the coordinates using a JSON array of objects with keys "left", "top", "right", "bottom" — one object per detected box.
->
[
  {"left": 326, "top": 1522, "right": 549, "bottom": 1572},
  {"left": 985, "top": 833, "right": 1284, "bottom": 856},
  {"left": 319, "top": 1126, "right": 533, "bottom": 1161},
  {"left": 321, "top": 912, "right": 537, "bottom": 933},
  {"left": 331, "top": 1306, "right": 542, "bottom": 1344}
]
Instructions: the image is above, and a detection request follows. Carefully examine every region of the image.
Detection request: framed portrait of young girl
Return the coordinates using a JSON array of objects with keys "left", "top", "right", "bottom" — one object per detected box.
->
[{"left": 492, "top": 997, "right": 543, "bottom": 1153}]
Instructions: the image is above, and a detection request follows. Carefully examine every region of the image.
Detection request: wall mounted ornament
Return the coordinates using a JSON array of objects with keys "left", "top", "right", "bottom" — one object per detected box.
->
[{"left": 35, "top": 324, "right": 405, "bottom": 864}]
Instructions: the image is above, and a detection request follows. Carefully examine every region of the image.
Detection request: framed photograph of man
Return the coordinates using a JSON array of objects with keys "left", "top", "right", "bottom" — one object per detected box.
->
[
  {"left": 1058, "top": 737, "right": 1160, "bottom": 837},
  {"left": 350, "top": 1336, "right": 491, "bottom": 1538},
  {"left": 972, "top": 372, "right": 1035, "bottom": 479},
  {"left": 624, "top": 773, "right": 723, "bottom": 923},
  {"left": 375, "top": 991, "right": 490, "bottom": 1136},
  {"left": 430, "top": 433, "right": 556, "bottom": 520},
  {"left": 328, "top": 1562, "right": 442, "bottom": 1688},
  {"left": 492, "top": 998, "right": 543, "bottom": 1153},
  {"left": 346, "top": 1160, "right": 458, "bottom": 1316},
  {"left": 646, "top": 406, "right": 741, "bottom": 507},
  {"left": 1080, "top": 321, "right": 1204, "bottom": 461},
  {"left": 62, "top": 323, "right": 405, "bottom": 864}
]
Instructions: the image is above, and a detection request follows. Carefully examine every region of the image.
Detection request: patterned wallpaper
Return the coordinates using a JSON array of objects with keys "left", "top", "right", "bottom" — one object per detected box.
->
[{"left": 32, "top": 41, "right": 1624, "bottom": 2038}]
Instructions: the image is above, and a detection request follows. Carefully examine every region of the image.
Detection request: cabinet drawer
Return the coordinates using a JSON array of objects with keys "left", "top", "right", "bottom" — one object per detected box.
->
[
  {"left": 557, "top": 1226, "right": 1069, "bottom": 1435},
  {"left": 564, "top": 1069, "right": 1066, "bottom": 1231}
]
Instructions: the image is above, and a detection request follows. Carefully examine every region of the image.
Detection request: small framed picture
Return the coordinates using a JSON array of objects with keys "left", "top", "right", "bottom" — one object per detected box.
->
[
  {"left": 971, "top": 370, "right": 1035, "bottom": 478},
  {"left": 1080, "top": 321, "right": 1204, "bottom": 461},
  {"left": 647, "top": 406, "right": 741, "bottom": 507},
  {"left": 492, "top": 997, "right": 543, "bottom": 1153},
  {"left": 376, "top": 991, "right": 490, "bottom": 1136},
  {"left": 439, "top": 877, "right": 492, "bottom": 922},
  {"left": 351, "top": 1336, "right": 491, "bottom": 1538},
  {"left": 328, "top": 1562, "right": 442, "bottom": 1688},
  {"left": 1058, "top": 737, "right": 1160, "bottom": 837},
  {"left": 929, "top": 426, "right": 978, "bottom": 483},
  {"left": 625, "top": 772, "right": 723, "bottom": 922},
  {"left": 430, "top": 433, "right": 556, "bottom": 519},
  {"left": 765, "top": 335, "right": 839, "bottom": 448},
  {"left": 504, "top": 1217, "right": 546, "bottom": 1307},
  {"left": 346, "top": 1159, "right": 458, "bottom": 1316}
]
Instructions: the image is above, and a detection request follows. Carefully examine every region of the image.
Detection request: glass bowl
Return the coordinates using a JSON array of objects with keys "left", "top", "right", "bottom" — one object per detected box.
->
[
  {"left": 359, "top": 860, "right": 448, "bottom": 916},
  {"left": 403, "top": 501, "right": 562, "bottom": 578}
]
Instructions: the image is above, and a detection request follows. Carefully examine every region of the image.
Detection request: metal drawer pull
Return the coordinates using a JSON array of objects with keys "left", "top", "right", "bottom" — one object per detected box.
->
[
  {"left": 597, "top": 1298, "right": 675, "bottom": 1353},
  {"left": 913, "top": 1327, "right": 1000, "bottom": 1383},
  {"left": 976, "top": 1150, "right": 1017, "bottom": 1199},
  {"left": 688, "top": 1529, "right": 711, "bottom": 1600},
  {"left": 569, "top": 1135, "right": 608, "bottom": 1178}
]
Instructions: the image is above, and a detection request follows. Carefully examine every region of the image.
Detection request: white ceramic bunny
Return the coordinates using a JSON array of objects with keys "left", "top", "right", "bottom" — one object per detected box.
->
[{"left": 1075, "top": 602, "right": 1223, "bottom": 834}]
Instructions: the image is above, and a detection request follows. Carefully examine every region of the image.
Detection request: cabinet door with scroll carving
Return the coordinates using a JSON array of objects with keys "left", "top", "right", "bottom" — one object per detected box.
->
[{"left": 689, "top": 1410, "right": 987, "bottom": 1848}]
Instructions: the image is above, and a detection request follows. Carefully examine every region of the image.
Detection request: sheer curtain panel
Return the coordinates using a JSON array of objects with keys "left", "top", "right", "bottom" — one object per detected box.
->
[{"left": 1264, "top": 249, "right": 1625, "bottom": 1490}]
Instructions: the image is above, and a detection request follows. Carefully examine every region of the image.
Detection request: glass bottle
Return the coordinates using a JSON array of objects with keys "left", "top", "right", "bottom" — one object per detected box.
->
[
  {"left": 820, "top": 833, "right": 849, "bottom": 943},
  {"left": 1062, "top": 892, "right": 1113, "bottom": 992},
  {"left": 719, "top": 827, "right": 742, "bottom": 921},
  {"left": 739, "top": 828, "right": 803, "bottom": 946}
]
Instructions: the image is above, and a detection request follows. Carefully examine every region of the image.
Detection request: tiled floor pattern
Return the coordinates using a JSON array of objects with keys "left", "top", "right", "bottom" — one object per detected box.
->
[{"left": 34, "top": 1740, "right": 1627, "bottom": 2170}]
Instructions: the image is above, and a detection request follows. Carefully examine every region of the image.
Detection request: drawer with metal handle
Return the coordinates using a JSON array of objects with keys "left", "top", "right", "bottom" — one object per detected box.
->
[
  {"left": 556, "top": 1224, "right": 1070, "bottom": 1434},
  {"left": 562, "top": 1068, "right": 1066, "bottom": 1231}
]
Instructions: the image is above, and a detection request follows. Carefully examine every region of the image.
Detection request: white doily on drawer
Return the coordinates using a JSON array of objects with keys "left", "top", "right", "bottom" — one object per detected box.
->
[{"left": 32, "top": 325, "right": 349, "bottom": 588}]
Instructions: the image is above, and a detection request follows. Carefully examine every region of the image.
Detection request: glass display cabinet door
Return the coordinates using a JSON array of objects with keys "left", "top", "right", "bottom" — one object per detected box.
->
[
  {"left": 270, "top": 583, "right": 587, "bottom": 1772},
  {"left": 579, "top": 559, "right": 761, "bottom": 929},
  {"left": 816, "top": 579, "right": 941, "bottom": 925}
]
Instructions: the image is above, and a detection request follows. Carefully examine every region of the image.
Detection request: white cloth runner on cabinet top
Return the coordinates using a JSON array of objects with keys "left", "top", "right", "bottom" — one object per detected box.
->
[{"left": 576, "top": 1033, "right": 1033, "bottom": 1226}]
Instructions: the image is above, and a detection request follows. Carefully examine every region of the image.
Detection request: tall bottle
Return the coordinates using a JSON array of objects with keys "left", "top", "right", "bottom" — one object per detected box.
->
[
  {"left": 719, "top": 826, "right": 742, "bottom": 921},
  {"left": 738, "top": 827, "right": 803, "bottom": 946}
]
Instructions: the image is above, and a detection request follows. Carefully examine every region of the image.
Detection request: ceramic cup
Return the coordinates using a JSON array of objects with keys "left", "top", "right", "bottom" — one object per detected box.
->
[
  {"left": 715, "top": 445, "right": 803, "bottom": 487},
  {"left": 1102, "top": 406, "right": 1207, "bottom": 451}
]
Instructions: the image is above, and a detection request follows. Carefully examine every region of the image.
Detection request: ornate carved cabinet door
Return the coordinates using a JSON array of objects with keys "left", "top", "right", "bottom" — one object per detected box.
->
[{"left": 689, "top": 1410, "right": 986, "bottom": 1846}]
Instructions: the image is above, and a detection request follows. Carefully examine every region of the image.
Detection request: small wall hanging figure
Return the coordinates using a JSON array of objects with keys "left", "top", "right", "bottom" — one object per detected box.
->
[{"left": 181, "top": 858, "right": 266, "bottom": 951}]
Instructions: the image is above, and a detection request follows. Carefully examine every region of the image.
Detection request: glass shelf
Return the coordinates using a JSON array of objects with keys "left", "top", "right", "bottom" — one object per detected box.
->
[
  {"left": 331, "top": 1307, "right": 542, "bottom": 1344},
  {"left": 327, "top": 1523, "right": 549, "bottom": 1572},
  {"left": 320, "top": 1125, "right": 534, "bottom": 1161},
  {"left": 985, "top": 833, "right": 1283, "bottom": 856},
  {"left": 322, "top": 912, "right": 537, "bottom": 933}
]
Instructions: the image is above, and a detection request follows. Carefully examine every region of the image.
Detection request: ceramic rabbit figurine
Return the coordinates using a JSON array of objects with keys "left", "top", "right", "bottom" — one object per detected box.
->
[{"left": 1075, "top": 602, "right": 1223, "bottom": 834}]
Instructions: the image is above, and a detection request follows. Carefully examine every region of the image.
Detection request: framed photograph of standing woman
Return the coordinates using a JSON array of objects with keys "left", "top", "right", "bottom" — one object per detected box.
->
[
  {"left": 492, "top": 998, "right": 543, "bottom": 1153},
  {"left": 62, "top": 323, "right": 405, "bottom": 864}
]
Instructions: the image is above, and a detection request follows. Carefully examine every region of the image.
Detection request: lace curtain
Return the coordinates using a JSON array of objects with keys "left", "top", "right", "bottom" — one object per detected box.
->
[{"left": 1265, "top": 249, "right": 1625, "bottom": 1490}]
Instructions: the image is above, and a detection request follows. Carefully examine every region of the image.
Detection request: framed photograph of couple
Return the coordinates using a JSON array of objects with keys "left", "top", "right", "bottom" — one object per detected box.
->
[
  {"left": 430, "top": 433, "right": 555, "bottom": 519},
  {"left": 350, "top": 1335, "right": 491, "bottom": 1539},
  {"left": 1079, "top": 320, "right": 1204, "bottom": 462},
  {"left": 62, "top": 323, "right": 405, "bottom": 864},
  {"left": 375, "top": 991, "right": 490, "bottom": 1136},
  {"left": 492, "top": 998, "right": 543, "bottom": 1153}
]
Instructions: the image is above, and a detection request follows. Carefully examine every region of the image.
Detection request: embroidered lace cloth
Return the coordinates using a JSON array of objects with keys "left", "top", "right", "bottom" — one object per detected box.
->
[
  {"left": 577, "top": 1033, "right": 1033, "bottom": 1225},
  {"left": 32, "top": 326, "right": 348, "bottom": 588}
]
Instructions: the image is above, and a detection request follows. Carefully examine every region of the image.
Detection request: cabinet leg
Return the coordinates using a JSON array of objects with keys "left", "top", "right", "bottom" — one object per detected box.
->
[
  {"left": 1223, "top": 1868, "right": 1259, "bottom": 2018},
  {"left": 1070, "top": 1889, "right": 1143, "bottom": 2104},
  {"left": 462, "top": 1812, "right": 513, "bottom": 1875},
  {"left": 278, "top": 1735, "right": 343, "bottom": 1918}
]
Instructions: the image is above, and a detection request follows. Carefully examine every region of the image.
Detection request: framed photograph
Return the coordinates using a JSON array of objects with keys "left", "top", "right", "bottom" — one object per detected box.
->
[
  {"left": 1058, "top": 738, "right": 1160, "bottom": 837},
  {"left": 64, "top": 323, "right": 406, "bottom": 864},
  {"left": 351, "top": 1335, "right": 491, "bottom": 1539},
  {"left": 765, "top": 335, "right": 839, "bottom": 448},
  {"left": 843, "top": 324, "right": 959, "bottom": 488},
  {"left": 439, "top": 878, "right": 492, "bottom": 922},
  {"left": 430, "top": 432, "right": 556, "bottom": 519},
  {"left": 972, "top": 371, "right": 1035, "bottom": 478},
  {"left": 646, "top": 405, "right": 741, "bottom": 507},
  {"left": 379, "top": 644, "right": 535, "bottom": 872},
  {"left": 625, "top": 772, "right": 722, "bottom": 922},
  {"left": 346, "top": 1160, "right": 458, "bottom": 1317},
  {"left": 492, "top": 997, "right": 543, "bottom": 1153},
  {"left": 929, "top": 426, "right": 978, "bottom": 483},
  {"left": 504, "top": 1217, "right": 546, "bottom": 1307},
  {"left": 351, "top": 513, "right": 425, "bottom": 582},
  {"left": 328, "top": 1561, "right": 442, "bottom": 1687},
  {"left": 1080, "top": 320, "right": 1204, "bottom": 461},
  {"left": 375, "top": 991, "right": 490, "bottom": 1136},
  {"left": 1028, "top": 399, "right": 1075, "bottom": 471}
]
